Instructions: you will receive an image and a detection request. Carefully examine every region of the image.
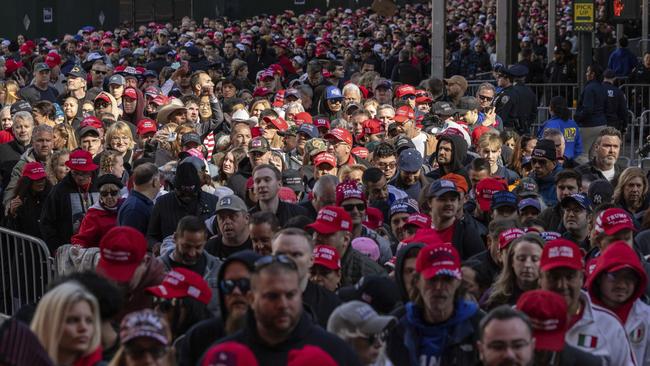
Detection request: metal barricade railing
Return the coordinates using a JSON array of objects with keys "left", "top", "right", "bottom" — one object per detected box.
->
[
  {"left": 620, "top": 84, "right": 650, "bottom": 118},
  {"left": 0, "top": 227, "right": 55, "bottom": 316},
  {"left": 527, "top": 83, "right": 579, "bottom": 107},
  {"left": 635, "top": 110, "right": 650, "bottom": 166}
]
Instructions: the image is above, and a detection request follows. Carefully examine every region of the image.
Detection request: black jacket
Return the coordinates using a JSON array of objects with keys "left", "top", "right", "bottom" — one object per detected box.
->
[
  {"left": 249, "top": 200, "right": 310, "bottom": 227},
  {"left": 4, "top": 186, "right": 51, "bottom": 240},
  {"left": 466, "top": 249, "right": 501, "bottom": 284},
  {"left": 226, "top": 157, "right": 253, "bottom": 201},
  {"left": 575, "top": 161, "right": 624, "bottom": 188},
  {"left": 0, "top": 140, "right": 28, "bottom": 190},
  {"left": 205, "top": 310, "right": 362, "bottom": 365},
  {"left": 602, "top": 81, "right": 629, "bottom": 132},
  {"left": 574, "top": 79, "right": 607, "bottom": 127},
  {"left": 340, "top": 247, "right": 386, "bottom": 287},
  {"left": 40, "top": 173, "right": 98, "bottom": 253},
  {"left": 391, "top": 61, "right": 422, "bottom": 86},
  {"left": 426, "top": 134, "right": 471, "bottom": 186},
  {"left": 176, "top": 250, "right": 260, "bottom": 366},
  {"left": 147, "top": 191, "right": 218, "bottom": 245},
  {"left": 452, "top": 214, "right": 487, "bottom": 260},
  {"left": 302, "top": 281, "right": 341, "bottom": 328},
  {"left": 538, "top": 204, "right": 563, "bottom": 232}
]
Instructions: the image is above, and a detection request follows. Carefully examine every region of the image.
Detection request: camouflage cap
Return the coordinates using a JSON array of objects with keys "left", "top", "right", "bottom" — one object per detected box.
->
[{"left": 305, "top": 138, "right": 328, "bottom": 157}]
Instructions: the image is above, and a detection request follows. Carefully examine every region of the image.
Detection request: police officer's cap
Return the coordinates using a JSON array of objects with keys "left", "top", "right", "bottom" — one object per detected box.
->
[{"left": 504, "top": 64, "right": 529, "bottom": 78}]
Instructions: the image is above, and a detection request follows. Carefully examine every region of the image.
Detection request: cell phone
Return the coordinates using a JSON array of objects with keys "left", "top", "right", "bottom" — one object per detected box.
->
[
  {"left": 167, "top": 132, "right": 177, "bottom": 141},
  {"left": 171, "top": 62, "right": 181, "bottom": 70}
]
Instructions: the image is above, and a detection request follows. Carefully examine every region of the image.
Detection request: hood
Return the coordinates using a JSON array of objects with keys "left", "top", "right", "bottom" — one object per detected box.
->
[
  {"left": 586, "top": 241, "right": 647, "bottom": 305},
  {"left": 96, "top": 91, "right": 121, "bottom": 120},
  {"left": 395, "top": 243, "right": 425, "bottom": 302},
  {"left": 216, "top": 250, "right": 261, "bottom": 320},
  {"left": 237, "top": 156, "right": 253, "bottom": 177},
  {"left": 122, "top": 87, "right": 146, "bottom": 125},
  {"left": 435, "top": 134, "right": 467, "bottom": 173}
]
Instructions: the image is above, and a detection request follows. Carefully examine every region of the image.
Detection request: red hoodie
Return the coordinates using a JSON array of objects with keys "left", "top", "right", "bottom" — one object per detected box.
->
[
  {"left": 70, "top": 201, "right": 120, "bottom": 248},
  {"left": 586, "top": 241, "right": 648, "bottom": 324}
]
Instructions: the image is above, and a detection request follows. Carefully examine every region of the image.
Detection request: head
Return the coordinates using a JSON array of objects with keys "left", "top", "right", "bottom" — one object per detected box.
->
[
  {"left": 312, "top": 175, "right": 339, "bottom": 211},
  {"left": 173, "top": 216, "right": 207, "bottom": 266},
  {"left": 271, "top": 228, "right": 314, "bottom": 285},
  {"left": 555, "top": 169, "right": 581, "bottom": 202},
  {"left": 478, "top": 133, "right": 502, "bottom": 168},
  {"left": 252, "top": 164, "right": 282, "bottom": 204},
  {"left": 614, "top": 167, "right": 648, "bottom": 208},
  {"left": 542, "top": 128, "right": 565, "bottom": 159},
  {"left": 12, "top": 111, "right": 34, "bottom": 145},
  {"left": 477, "top": 306, "right": 535, "bottom": 366},
  {"left": 539, "top": 240, "right": 584, "bottom": 314},
  {"left": 105, "top": 121, "right": 134, "bottom": 154},
  {"left": 594, "top": 127, "right": 621, "bottom": 170},
  {"left": 31, "top": 124, "right": 54, "bottom": 161},
  {"left": 371, "top": 142, "right": 397, "bottom": 180},
  {"left": 30, "top": 282, "right": 101, "bottom": 364},
  {"left": 429, "top": 190, "right": 461, "bottom": 222},
  {"left": 414, "top": 244, "right": 463, "bottom": 319},
  {"left": 216, "top": 203, "right": 250, "bottom": 245},
  {"left": 220, "top": 256, "right": 255, "bottom": 321},
  {"left": 230, "top": 122, "right": 252, "bottom": 149},
  {"left": 476, "top": 83, "right": 496, "bottom": 111},
  {"left": 250, "top": 211, "right": 281, "bottom": 256},
  {"left": 363, "top": 167, "right": 388, "bottom": 202}
]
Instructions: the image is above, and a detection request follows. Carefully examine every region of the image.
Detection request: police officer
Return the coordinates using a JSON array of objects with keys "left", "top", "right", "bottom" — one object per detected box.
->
[
  {"left": 602, "top": 69, "right": 629, "bottom": 134},
  {"left": 494, "top": 64, "right": 537, "bottom": 135}
]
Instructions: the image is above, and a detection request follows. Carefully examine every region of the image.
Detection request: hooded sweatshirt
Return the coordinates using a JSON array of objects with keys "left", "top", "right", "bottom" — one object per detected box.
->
[
  {"left": 95, "top": 91, "right": 121, "bottom": 120},
  {"left": 394, "top": 243, "right": 425, "bottom": 302},
  {"left": 587, "top": 242, "right": 650, "bottom": 365},
  {"left": 426, "top": 134, "right": 471, "bottom": 187},
  {"left": 176, "top": 250, "right": 261, "bottom": 366}
]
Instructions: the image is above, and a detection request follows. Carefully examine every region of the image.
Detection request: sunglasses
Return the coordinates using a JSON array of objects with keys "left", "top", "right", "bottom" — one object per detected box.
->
[
  {"left": 362, "top": 331, "right": 388, "bottom": 345},
  {"left": 94, "top": 101, "right": 109, "bottom": 108},
  {"left": 478, "top": 95, "right": 493, "bottom": 102},
  {"left": 124, "top": 343, "right": 168, "bottom": 360},
  {"left": 254, "top": 254, "right": 297, "bottom": 272},
  {"left": 342, "top": 203, "right": 366, "bottom": 212},
  {"left": 328, "top": 99, "right": 343, "bottom": 104},
  {"left": 100, "top": 190, "right": 120, "bottom": 197},
  {"left": 220, "top": 278, "right": 251, "bottom": 294},
  {"left": 531, "top": 158, "right": 548, "bottom": 166},
  {"left": 92, "top": 69, "right": 107, "bottom": 75},
  {"left": 152, "top": 297, "right": 178, "bottom": 312},
  {"left": 402, "top": 95, "right": 416, "bottom": 100}
]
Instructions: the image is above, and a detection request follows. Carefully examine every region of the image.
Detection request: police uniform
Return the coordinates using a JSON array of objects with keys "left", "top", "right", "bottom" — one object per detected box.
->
[
  {"left": 602, "top": 80, "right": 629, "bottom": 133},
  {"left": 566, "top": 292, "right": 636, "bottom": 366},
  {"left": 495, "top": 65, "right": 538, "bottom": 135}
]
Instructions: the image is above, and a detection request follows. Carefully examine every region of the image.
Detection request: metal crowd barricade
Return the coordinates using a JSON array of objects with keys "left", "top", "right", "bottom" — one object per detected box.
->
[
  {"left": 527, "top": 83, "right": 579, "bottom": 107},
  {"left": 636, "top": 110, "right": 650, "bottom": 166},
  {"left": 0, "top": 226, "right": 55, "bottom": 316},
  {"left": 620, "top": 84, "right": 650, "bottom": 118}
]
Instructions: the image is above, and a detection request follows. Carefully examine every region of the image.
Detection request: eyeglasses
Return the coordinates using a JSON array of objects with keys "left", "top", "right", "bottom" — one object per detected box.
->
[
  {"left": 94, "top": 101, "right": 109, "bottom": 108},
  {"left": 100, "top": 190, "right": 120, "bottom": 197},
  {"left": 478, "top": 95, "right": 493, "bottom": 102},
  {"left": 124, "top": 343, "right": 168, "bottom": 360},
  {"left": 92, "top": 69, "right": 107, "bottom": 75},
  {"left": 531, "top": 158, "right": 548, "bottom": 166},
  {"left": 342, "top": 203, "right": 366, "bottom": 212},
  {"left": 375, "top": 162, "right": 397, "bottom": 170},
  {"left": 220, "top": 278, "right": 251, "bottom": 294},
  {"left": 254, "top": 254, "right": 297, "bottom": 272},
  {"left": 328, "top": 99, "right": 343, "bottom": 104}
]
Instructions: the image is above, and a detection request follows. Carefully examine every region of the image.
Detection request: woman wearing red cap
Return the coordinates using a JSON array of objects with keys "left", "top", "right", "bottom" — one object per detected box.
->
[{"left": 4, "top": 161, "right": 52, "bottom": 239}]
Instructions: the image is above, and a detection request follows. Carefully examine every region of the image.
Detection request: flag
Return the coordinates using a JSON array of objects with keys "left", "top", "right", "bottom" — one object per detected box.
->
[{"left": 578, "top": 334, "right": 598, "bottom": 348}]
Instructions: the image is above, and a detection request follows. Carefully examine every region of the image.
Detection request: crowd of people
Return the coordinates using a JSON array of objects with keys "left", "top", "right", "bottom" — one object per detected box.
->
[{"left": 1, "top": 2, "right": 650, "bottom": 366}]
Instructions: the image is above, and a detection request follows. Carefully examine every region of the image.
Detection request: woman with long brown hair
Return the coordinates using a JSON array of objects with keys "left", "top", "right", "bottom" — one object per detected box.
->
[
  {"left": 614, "top": 167, "right": 650, "bottom": 221},
  {"left": 508, "top": 134, "right": 537, "bottom": 176}
]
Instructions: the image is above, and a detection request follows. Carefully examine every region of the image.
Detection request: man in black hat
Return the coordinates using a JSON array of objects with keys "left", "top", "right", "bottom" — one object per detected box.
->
[
  {"left": 494, "top": 64, "right": 537, "bottom": 134},
  {"left": 529, "top": 139, "right": 563, "bottom": 206},
  {"left": 59, "top": 65, "right": 88, "bottom": 105},
  {"left": 19, "top": 63, "right": 59, "bottom": 104}
]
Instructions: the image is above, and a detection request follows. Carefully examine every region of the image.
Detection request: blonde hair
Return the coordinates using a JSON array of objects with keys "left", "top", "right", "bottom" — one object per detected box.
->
[
  {"left": 105, "top": 121, "right": 135, "bottom": 150},
  {"left": 249, "top": 99, "right": 271, "bottom": 115},
  {"left": 2, "top": 80, "right": 20, "bottom": 106},
  {"left": 337, "top": 164, "right": 367, "bottom": 184},
  {"left": 478, "top": 131, "right": 502, "bottom": 150},
  {"left": 485, "top": 234, "right": 544, "bottom": 309},
  {"left": 614, "top": 167, "right": 648, "bottom": 204},
  {"left": 31, "top": 282, "right": 101, "bottom": 364},
  {"left": 46, "top": 149, "right": 70, "bottom": 185},
  {"left": 54, "top": 123, "right": 78, "bottom": 151}
]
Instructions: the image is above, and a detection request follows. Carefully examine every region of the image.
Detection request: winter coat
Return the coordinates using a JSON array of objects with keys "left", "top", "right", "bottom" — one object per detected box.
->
[
  {"left": 70, "top": 201, "right": 120, "bottom": 248},
  {"left": 147, "top": 191, "right": 218, "bottom": 245},
  {"left": 530, "top": 164, "right": 563, "bottom": 207},
  {"left": 340, "top": 247, "right": 387, "bottom": 287}
]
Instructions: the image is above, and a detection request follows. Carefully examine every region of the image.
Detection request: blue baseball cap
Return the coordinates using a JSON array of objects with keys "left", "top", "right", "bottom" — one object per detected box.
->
[
  {"left": 398, "top": 148, "right": 423, "bottom": 173},
  {"left": 518, "top": 198, "right": 541, "bottom": 212},
  {"left": 491, "top": 191, "right": 518, "bottom": 210},
  {"left": 389, "top": 198, "right": 419, "bottom": 217},
  {"left": 560, "top": 193, "right": 592, "bottom": 212},
  {"left": 428, "top": 179, "right": 459, "bottom": 198},
  {"left": 325, "top": 86, "right": 343, "bottom": 100},
  {"left": 297, "top": 124, "right": 319, "bottom": 139}
]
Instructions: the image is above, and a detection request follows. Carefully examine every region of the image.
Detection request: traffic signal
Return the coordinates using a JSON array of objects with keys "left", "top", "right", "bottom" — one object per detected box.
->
[{"left": 608, "top": 0, "right": 641, "bottom": 23}]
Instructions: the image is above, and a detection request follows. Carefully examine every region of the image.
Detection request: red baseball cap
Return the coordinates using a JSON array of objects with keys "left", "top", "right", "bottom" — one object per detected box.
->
[
  {"left": 441, "top": 173, "right": 468, "bottom": 194},
  {"left": 146, "top": 267, "right": 212, "bottom": 305},
  {"left": 475, "top": 178, "right": 508, "bottom": 212},
  {"left": 395, "top": 84, "right": 416, "bottom": 98},
  {"left": 498, "top": 228, "right": 526, "bottom": 250},
  {"left": 97, "top": 227, "right": 147, "bottom": 283},
  {"left": 80, "top": 116, "right": 104, "bottom": 130},
  {"left": 201, "top": 342, "right": 259, "bottom": 366},
  {"left": 313, "top": 116, "right": 331, "bottom": 130},
  {"left": 288, "top": 345, "right": 338, "bottom": 366},
  {"left": 314, "top": 152, "right": 337, "bottom": 168},
  {"left": 516, "top": 290, "right": 568, "bottom": 352},
  {"left": 294, "top": 112, "right": 313, "bottom": 125},
  {"left": 415, "top": 89, "right": 433, "bottom": 104},
  {"left": 124, "top": 87, "right": 138, "bottom": 100},
  {"left": 262, "top": 116, "right": 289, "bottom": 132},
  {"left": 307, "top": 206, "right": 353, "bottom": 234},
  {"left": 335, "top": 181, "right": 366, "bottom": 206},
  {"left": 324, "top": 128, "right": 353, "bottom": 145},
  {"left": 363, "top": 207, "right": 383, "bottom": 230},
  {"left": 312, "top": 245, "right": 341, "bottom": 270},
  {"left": 137, "top": 118, "right": 157, "bottom": 136},
  {"left": 362, "top": 119, "right": 384, "bottom": 135},
  {"left": 65, "top": 149, "right": 99, "bottom": 172},
  {"left": 593, "top": 208, "right": 636, "bottom": 236},
  {"left": 415, "top": 243, "right": 462, "bottom": 280},
  {"left": 45, "top": 52, "right": 62, "bottom": 68},
  {"left": 540, "top": 239, "right": 583, "bottom": 272},
  {"left": 351, "top": 146, "right": 369, "bottom": 160},
  {"left": 394, "top": 105, "right": 415, "bottom": 123},
  {"left": 252, "top": 87, "right": 273, "bottom": 97},
  {"left": 405, "top": 213, "right": 431, "bottom": 229},
  {"left": 21, "top": 161, "right": 47, "bottom": 180},
  {"left": 279, "top": 187, "right": 298, "bottom": 203}
]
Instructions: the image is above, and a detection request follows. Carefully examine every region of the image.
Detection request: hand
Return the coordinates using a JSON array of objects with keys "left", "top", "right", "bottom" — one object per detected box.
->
[
  {"left": 483, "top": 108, "right": 497, "bottom": 127},
  {"left": 9, "top": 197, "right": 22, "bottom": 216}
]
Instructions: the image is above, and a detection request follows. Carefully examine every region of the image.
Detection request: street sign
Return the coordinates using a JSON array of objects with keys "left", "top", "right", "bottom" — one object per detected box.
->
[
  {"left": 608, "top": 0, "right": 641, "bottom": 23},
  {"left": 573, "top": 0, "right": 594, "bottom": 32}
]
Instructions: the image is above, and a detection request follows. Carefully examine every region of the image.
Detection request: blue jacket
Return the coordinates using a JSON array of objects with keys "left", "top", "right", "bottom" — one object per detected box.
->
[
  {"left": 608, "top": 47, "right": 638, "bottom": 77},
  {"left": 531, "top": 165, "right": 563, "bottom": 206},
  {"left": 538, "top": 116, "right": 583, "bottom": 159},
  {"left": 574, "top": 80, "right": 607, "bottom": 127},
  {"left": 117, "top": 190, "right": 154, "bottom": 235}
]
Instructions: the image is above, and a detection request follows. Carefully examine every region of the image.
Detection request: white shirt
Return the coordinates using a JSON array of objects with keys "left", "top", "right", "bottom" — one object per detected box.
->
[
  {"left": 411, "top": 132, "right": 427, "bottom": 158},
  {"left": 601, "top": 167, "right": 616, "bottom": 182},
  {"left": 566, "top": 292, "right": 636, "bottom": 366},
  {"left": 625, "top": 300, "right": 650, "bottom": 366}
]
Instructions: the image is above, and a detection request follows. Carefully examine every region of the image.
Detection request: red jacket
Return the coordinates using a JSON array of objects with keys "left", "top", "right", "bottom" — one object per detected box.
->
[
  {"left": 0, "top": 128, "right": 15, "bottom": 144},
  {"left": 70, "top": 203, "right": 119, "bottom": 248}
]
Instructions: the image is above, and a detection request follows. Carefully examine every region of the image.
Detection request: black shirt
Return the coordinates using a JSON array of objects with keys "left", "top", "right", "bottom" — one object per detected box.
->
[
  {"left": 167, "top": 252, "right": 208, "bottom": 275},
  {"left": 302, "top": 281, "right": 341, "bottom": 328},
  {"left": 205, "top": 236, "right": 253, "bottom": 261},
  {"left": 249, "top": 200, "right": 310, "bottom": 227}
]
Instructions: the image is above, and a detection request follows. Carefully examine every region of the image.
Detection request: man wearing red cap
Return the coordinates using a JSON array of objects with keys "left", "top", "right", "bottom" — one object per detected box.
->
[
  {"left": 324, "top": 127, "right": 359, "bottom": 168},
  {"left": 307, "top": 206, "right": 385, "bottom": 286},
  {"left": 539, "top": 238, "right": 635, "bottom": 365},
  {"left": 387, "top": 243, "right": 483, "bottom": 365},
  {"left": 310, "top": 245, "right": 342, "bottom": 292},
  {"left": 40, "top": 149, "right": 99, "bottom": 252}
]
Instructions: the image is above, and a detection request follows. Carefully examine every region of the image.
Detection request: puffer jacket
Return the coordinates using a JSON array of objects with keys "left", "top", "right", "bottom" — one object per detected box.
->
[{"left": 70, "top": 201, "right": 121, "bottom": 248}]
